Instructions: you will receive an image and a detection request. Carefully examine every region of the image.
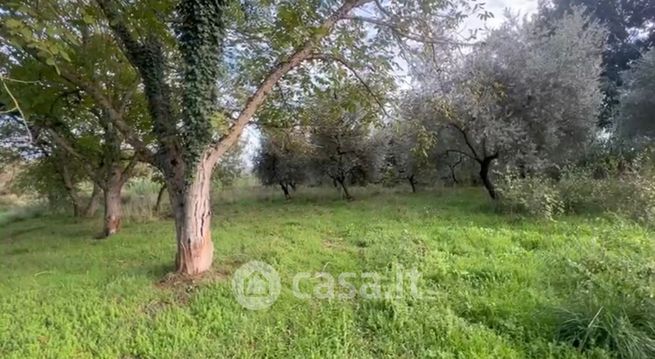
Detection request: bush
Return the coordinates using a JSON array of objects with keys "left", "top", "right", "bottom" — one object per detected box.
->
[
  {"left": 497, "top": 151, "right": 655, "bottom": 224},
  {"left": 617, "top": 170, "right": 655, "bottom": 224},
  {"left": 496, "top": 171, "right": 564, "bottom": 220},
  {"left": 556, "top": 168, "right": 606, "bottom": 213}
]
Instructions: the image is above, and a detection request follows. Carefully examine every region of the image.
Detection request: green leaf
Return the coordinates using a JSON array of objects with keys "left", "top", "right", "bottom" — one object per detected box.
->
[
  {"left": 60, "top": 50, "right": 71, "bottom": 62},
  {"left": 5, "top": 19, "right": 22, "bottom": 29}
]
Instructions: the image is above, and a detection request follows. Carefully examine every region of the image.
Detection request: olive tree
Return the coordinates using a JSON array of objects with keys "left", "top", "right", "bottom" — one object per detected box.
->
[
  {"left": 385, "top": 120, "right": 435, "bottom": 192},
  {"left": 307, "top": 84, "right": 386, "bottom": 199},
  {"left": 617, "top": 48, "right": 655, "bottom": 139},
  {"left": 408, "top": 9, "right": 606, "bottom": 198},
  {"left": 255, "top": 128, "right": 311, "bottom": 199}
]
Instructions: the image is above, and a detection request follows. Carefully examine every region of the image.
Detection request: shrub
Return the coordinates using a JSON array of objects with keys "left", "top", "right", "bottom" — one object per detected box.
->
[
  {"left": 497, "top": 150, "right": 655, "bottom": 225},
  {"left": 616, "top": 170, "right": 655, "bottom": 224},
  {"left": 556, "top": 168, "right": 606, "bottom": 213},
  {"left": 496, "top": 171, "right": 564, "bottom": 220}
]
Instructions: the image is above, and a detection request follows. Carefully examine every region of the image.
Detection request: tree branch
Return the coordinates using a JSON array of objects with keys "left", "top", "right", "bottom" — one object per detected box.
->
[
  {"left": 207, "top": 0, "right": 374, "bottom": 165},
  {"left": 343, "top": 15, "right": 467, "bottom": 45},
  {"left": 120, "top": 155, "right": 138, "bottom": 184},
  {"left": 448, "top": 122, "right": 481, "bottom": 162},
  {"left": 95, "top": 0, "right": 177, "bottom": 153},
  {"left": 308, "top": 53, "right": 388, "bottom": 117},
  {"left": 9, "top": 43, "right": 155, "bottom": 163},
  {"left": 45, "top": 128, "right": 100, "bottom": 183}
]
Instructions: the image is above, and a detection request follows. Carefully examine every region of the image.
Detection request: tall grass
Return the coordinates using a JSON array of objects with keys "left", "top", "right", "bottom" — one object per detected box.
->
[
  {"left": 122, "top": 178, "right": 164, "bottom": 221},
  {"left": 555, "top": 295, "right": 655, "bottom": 358},
  {"left": 0, "top": 201, "right": 49, "bottom": 226}
]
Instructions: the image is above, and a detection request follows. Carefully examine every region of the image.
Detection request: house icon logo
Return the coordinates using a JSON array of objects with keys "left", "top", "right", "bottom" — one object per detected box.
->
[{"left": 232, "top": 261, "right": 281, "bottom": 310}]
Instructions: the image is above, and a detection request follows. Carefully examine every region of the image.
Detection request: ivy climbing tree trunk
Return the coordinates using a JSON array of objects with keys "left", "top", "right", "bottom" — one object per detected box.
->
[{"left": 96, "top": 0, "right": 374, "bottom": 275}]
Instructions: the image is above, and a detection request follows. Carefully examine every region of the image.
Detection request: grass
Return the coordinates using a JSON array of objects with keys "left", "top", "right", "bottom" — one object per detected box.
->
[{"left": 1, "top": 187, "right": 654, "bottom": 358}]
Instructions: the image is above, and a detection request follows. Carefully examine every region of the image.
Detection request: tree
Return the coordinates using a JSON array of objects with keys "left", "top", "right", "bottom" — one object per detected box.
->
[
  {"left": 386, "top": 120, "right": 435, "bottom": 192},
  {"left": 12, "top": 141, "right": 102, "bottom": 217},
  {"left": 617, "top": 48, "right": 655, "bottom": 139},
  {"left": 408, "top": 9, "right": 606, "bottom": 198},
  {"left": 308, "top": 84, "right": 385, "bottom": 200},
  {"left": 0, "top": 56, "right": 141, "bottom": 236},
  {"left": 543, "top": 0, "right": 655, "bottom": 127},
  {"left": 255, "top": 129, "right": 310, "bottom": 199},
  {"left": 1, "top": 0, "right": 485, "bottom": 274}
]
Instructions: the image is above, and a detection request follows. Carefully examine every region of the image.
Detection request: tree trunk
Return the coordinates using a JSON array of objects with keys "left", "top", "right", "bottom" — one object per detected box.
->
[
  {"left": 449, "top": 165, "right": 459, "bottom": 184},
  {"left": 154, "top": 183, "right": 167, "bottom": 214},
  {"left": 102, "top": 181, "right": 123, "bottom": 237},
  {"left": 58, "top": 161, "right": 83, "bottom": 217},
  {"left": 480, "top": 157, "right": 497, "bottom": 200},
  {"left": 279, "top": 181, "right": 291, "bottom": 200},
  {"left": 408, "top": 175, "right": 417, "bottom": 193},
  {"left": 83, "top": 183, "right": 101, "bottom": 217},
  {"left": 71, "top": 200, "right": 82, "bottom": 217},
  {"left": 337, "top": 177, "right": 352, "bottom": 200},
  {"left": 99, "top": 163, "right": 127, "bottom": 238},
  {"left": 167, "top": 159, "right": 214, "bottom": 275}
]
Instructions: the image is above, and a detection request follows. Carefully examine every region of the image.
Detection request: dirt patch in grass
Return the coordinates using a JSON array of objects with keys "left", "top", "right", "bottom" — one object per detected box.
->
[{"left": 154, "top": 259, "right": 243, "bottom": 294}]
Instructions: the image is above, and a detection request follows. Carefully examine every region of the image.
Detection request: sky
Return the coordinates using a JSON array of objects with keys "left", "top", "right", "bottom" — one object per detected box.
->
[
  {"left": 485, "top": 0, "right": 539, "bottom": 26},
  {"left": 461, "top": 0, "right": 539, "bottom": 33}
]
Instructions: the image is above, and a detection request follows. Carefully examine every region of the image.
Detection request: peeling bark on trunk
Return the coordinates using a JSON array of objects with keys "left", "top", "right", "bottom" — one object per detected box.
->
[
  {"left": 102, "top": 183, "right": 123, "bottom": 237},
  {"left": 167, "top": 158, "right": 214, "bottom": 275},
  {"left": 101, "top": 165, "right": 125, "bottom": 238}
]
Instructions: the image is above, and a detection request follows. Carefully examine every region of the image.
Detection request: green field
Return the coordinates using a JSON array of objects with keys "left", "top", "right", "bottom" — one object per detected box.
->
[{"left": 1, "top": 188, "right": 653, "bottom": 358}]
